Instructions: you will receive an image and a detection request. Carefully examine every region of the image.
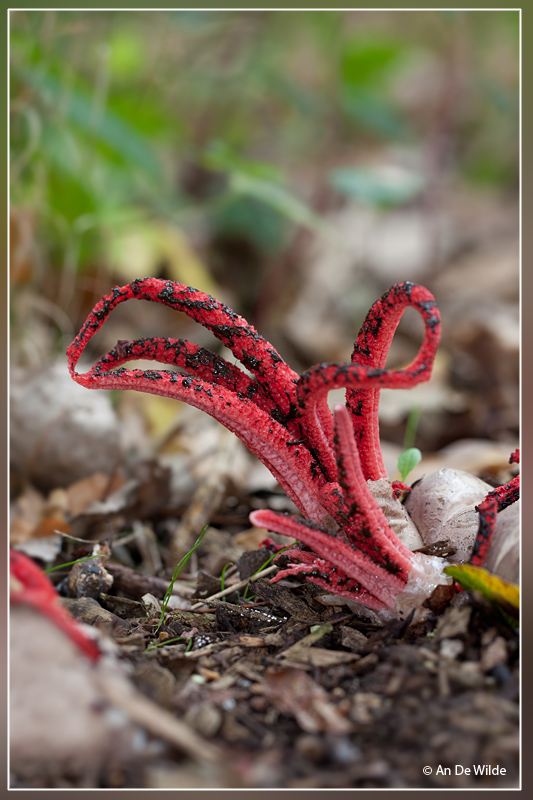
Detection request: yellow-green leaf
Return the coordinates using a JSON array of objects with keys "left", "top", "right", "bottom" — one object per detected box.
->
[{"left": 444, "top": 563, "right": 519, "bottom": 623}]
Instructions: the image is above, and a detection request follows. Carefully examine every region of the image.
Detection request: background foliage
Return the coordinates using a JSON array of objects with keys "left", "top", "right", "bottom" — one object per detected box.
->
[
  {"left": 10, "top": 9, "right": 519, "bottom": 440},
  {"left": 11, "top": 12, "right": 518, "bottom": 271}
]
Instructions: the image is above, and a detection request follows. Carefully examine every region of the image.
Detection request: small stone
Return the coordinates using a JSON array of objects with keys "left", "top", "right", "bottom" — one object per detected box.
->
[
  {"left": 435, "top": 605, "right": 471, "bottom": 640},
  {"left": 481, "top": 636, "right": 509, "bottom": 672},
  {"left": 296, "top": 734, "right": 326, "bottom": 761},
  {"left": 439, "top": 638, "right": 464, "bottom": 660}
]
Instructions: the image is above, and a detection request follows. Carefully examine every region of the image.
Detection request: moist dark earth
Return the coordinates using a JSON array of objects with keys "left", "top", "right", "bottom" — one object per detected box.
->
[{"left": 11, "top": 488, "right": 519, "bottom": 790}]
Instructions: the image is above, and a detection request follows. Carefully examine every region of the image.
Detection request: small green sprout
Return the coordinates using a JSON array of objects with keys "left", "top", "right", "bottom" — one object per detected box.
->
[
  {"left": 44, "top": 554, "right": 104, "bottom": 574},
  {"left": 156, "top": 525, "right": 209, "bottom": 633},
  {"left": 219, "top": 562, "right": 234, "bottom": 602},
  {"left": 243, "top": 542, "right": 296, "bottom": 600},
  {"left": 397, "top": 446, "right": 422, "bottom": 483},
  {"left": 146, "top": 635, "right": 185, "bottom": 651},
  {"left": 146, "top": 632, "right": 196, "bottom": 652},
  {"left": 396, "top": 404, "right": 422, "bottom": 483}
]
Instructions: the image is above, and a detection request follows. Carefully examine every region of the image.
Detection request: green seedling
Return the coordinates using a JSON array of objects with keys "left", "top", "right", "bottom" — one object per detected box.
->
[
  {"left": 156, "top": 525, "right": 209, "bottom": 633},
  {"left": 397, "top": 404, "right": 422, "bottom": 484},
  {"left": 403, "top": 404, "right": 421, "bottom": 450},
  {"left": 243, "top": 542, "right": 296, "bottom": 600},
  {"left": 146, "top": 633, "right": 195, "bottom": 652},
  {"left": 44, "top": 554, "right": 104, "bottom": 574},
  {"left": 146, "top": 635, "right": 185, "bottom": 651},
  {"left": 219, "top": 562, "right": 234, "bottom": 602},
  {"left": 397, "top": 446, "right": 422, "bottom": 483}
]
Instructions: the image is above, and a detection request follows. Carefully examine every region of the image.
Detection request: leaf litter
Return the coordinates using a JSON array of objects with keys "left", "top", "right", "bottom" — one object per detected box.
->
[
  {"left": 9, "top": 194, "right": 519, "bottom": 789},
  {"left": 10, "top": 433, "right": 519, "bottom": 788}
]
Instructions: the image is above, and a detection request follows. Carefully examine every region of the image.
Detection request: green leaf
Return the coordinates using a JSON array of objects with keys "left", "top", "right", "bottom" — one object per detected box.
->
[
  {"left": 397, "top": 447, "right": 422, "bottom": 482},
  {"left": 210, "top": 194, "right": 287, "bottom": 253},
  {"left": 19, "top": 67, "right": 162, "bottom": 179},
  {"left": 330, "top": 166, "right": 424, "bottom": 208},
  {"left": 107, "top": 30, "right": 146, "bottom": 81},
  {"left": 230, "top": 172, "right": 332, "bottom": 237},
  {"left": 341, "top": 88, "right": 411, "bottom": 140},
  {"left": 203, "top": 141, "right": 333, "bottom": 238},
  {"left": 203, "top": 140, "right": 282, "bottom": 182},
  {"left": 340, "top": 38, "right": 407, "bottom": 89}
]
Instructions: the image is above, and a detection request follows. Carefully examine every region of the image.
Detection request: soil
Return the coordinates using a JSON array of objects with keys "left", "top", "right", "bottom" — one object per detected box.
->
[{"left": 10, "top": 488, "right": 519, "bottom": 790}]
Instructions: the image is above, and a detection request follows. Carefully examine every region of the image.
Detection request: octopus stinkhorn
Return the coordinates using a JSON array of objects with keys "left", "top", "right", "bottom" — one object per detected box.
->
[{"left": 67, "top": 278, "right": 519, "bottom": 618}]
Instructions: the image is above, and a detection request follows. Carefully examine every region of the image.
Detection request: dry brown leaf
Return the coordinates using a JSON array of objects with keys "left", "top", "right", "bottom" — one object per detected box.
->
[
  {"left": 10, "top": 485, "right": 70, "bottom": 544},
  {"left": 261, "top": 668, "right": 352, "bottom": 734},
  {"left": 280, "top": 641, "right": 361, "bottom": 668},
  {"left": 66, "top": 472, "right": 125, "bottom": 518},
  {"left": 232, "top": 527, "right": 271, "bottom": 551}
]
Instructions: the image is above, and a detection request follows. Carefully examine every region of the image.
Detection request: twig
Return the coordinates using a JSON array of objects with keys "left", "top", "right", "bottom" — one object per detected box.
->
[
  {"left": 93, "top": 670, "right": 222, "bottom": 764},
  {"left": 189, "top": 564, "right": 278, "bottom": 610}
]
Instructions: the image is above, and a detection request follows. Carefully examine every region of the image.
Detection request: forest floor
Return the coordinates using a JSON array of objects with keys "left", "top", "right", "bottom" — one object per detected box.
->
[
  {"left": 10, "top": 444, "right": 519, "bottom": 789},
  {"left": 10, "top": 188, "right": 520, "bottom": 789}
]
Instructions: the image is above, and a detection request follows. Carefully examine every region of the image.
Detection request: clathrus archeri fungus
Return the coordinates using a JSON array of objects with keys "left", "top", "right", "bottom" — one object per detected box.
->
[
  {"left": 67, "top": 278, "right": 518, "bottom": 615},
  {"left": 469, "top": 449, "right": 520, "bottom": 569},
  {"left": 10, "top": 549, "right": 101, "bottom": 661}
]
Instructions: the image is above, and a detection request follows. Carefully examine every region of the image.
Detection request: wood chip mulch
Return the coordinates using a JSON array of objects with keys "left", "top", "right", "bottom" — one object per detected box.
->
[{"left": 42, "top": 547, "right": 519, "bottom": 790}]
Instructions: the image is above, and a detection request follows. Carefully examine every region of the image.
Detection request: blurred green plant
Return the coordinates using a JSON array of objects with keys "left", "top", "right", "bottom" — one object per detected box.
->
[
  {"left": 203, "top": 141, "right": 333, "bottom": 247},
  {"left": 10, "top": 11, "right": 336, "bottom": 276},
  {"left": 339, "top": 35, "right": 411, "bottom": 140},
  {"left": 11, "top": 19, "right": 171, "bottom": 270},
  {"left": 329, "top": 165, "right": 425, "bottom": 208},
  {"left": 10, "top": 9, "right": 518, "bottom": 296},
  {"left": 397, "top": 404, "right": 423, "bottom": 483}
]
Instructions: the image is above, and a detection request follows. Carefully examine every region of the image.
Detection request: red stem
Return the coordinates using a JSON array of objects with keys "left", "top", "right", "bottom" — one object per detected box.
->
[
  {"left": 347, "top": 282, "right": 440, "bottom": 480},
  {"left": 469, "top": 471, "right": 520, "bottom": 568},
  {"left": 10, "top": 550, "right": 101, "bottom": 662}
]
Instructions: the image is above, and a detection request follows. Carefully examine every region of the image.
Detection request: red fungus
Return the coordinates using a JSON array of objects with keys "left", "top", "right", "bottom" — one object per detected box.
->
[
  {"left": 68, "top": 278, "right": 444, "bottom": 613},
  {"left": 391, "top": 481, "right": 412, "bottom": 498},
  {"left": 469, "top": 451, "right": 520, "bottom": 569},
  {"left": 10, "top": 550, "right": 101, "bottom": 662}
]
